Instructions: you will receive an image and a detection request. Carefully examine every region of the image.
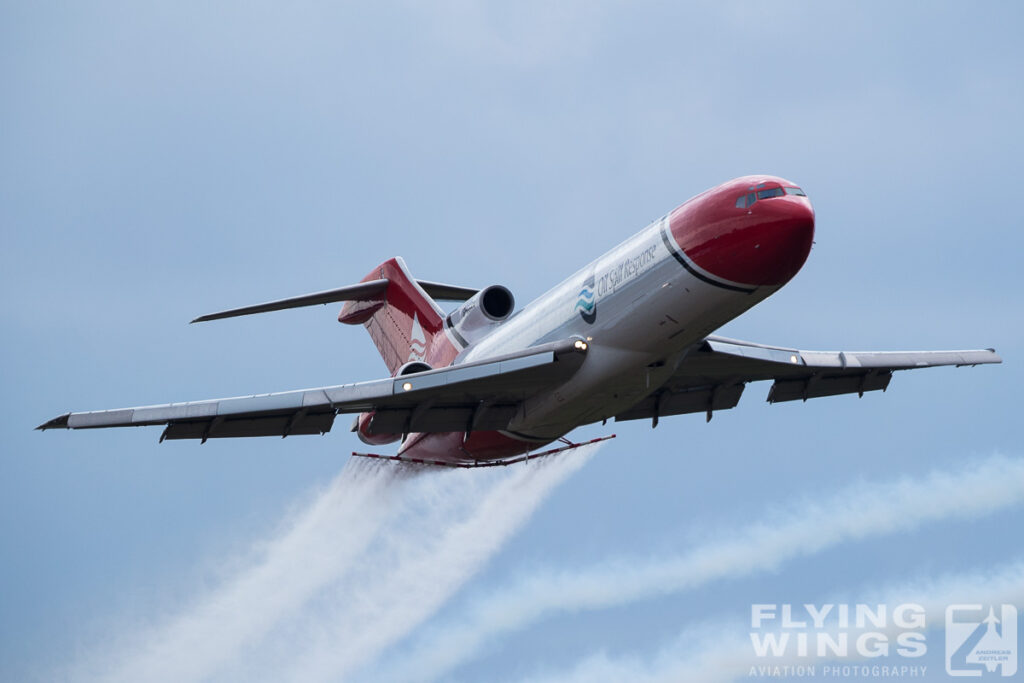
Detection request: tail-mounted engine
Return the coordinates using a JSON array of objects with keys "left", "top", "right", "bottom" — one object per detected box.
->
[
  {"left": 353, "top": 360, "right": 434, "bottom": 445},
  {"left": 445, "top": 285, "right": 515, "bottom": 346},
  {"left": 353, "top": 284, "right": 514, "bottom": 445}
]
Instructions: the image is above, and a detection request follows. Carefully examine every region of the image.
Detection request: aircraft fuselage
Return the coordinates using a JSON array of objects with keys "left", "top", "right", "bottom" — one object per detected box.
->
[{"left": 402, "top": 175, "right": 816, "bottom": 462}]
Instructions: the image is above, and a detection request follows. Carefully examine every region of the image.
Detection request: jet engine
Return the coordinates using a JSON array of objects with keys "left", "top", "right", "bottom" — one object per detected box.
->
[
  {"left": 353, "top": 411, "right": 400, "bottom": 445},
  {"left": 353, "top": 287, "right": 514, "bottom": 445},
  {"left": 446, "top": 285, "right": 515, "bottom": 346},
  {"left": 352, "top": 361, "right": 435, "bottom": 445}
]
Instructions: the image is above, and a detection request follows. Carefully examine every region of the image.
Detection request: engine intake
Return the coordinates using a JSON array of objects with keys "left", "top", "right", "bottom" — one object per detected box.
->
[
  {"left": 396, "top": 361, "right": 432, "bottom": 376},
  {"left": 446, "top": 285, "right": 515, "bottom": 346}
]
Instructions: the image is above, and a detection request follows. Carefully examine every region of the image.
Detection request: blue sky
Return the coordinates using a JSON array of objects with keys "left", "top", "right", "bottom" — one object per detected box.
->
[{"left": 2, "top": 2, "right": 1022, "bottom": 681}]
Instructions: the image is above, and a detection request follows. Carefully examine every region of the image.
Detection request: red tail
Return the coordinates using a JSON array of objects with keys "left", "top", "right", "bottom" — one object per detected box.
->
[{"left": 338, "top": 257, "right": 459, "bottom": 374}]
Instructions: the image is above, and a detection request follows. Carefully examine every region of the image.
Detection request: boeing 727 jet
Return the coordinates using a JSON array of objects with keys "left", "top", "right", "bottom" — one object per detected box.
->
[{"left": 38, "top": 176, "right": 1001, "bottom": 466}]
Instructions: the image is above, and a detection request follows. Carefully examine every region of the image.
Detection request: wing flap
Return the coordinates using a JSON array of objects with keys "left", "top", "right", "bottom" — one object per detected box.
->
[
  {"left": 615, "top": 383, "right": 744, "bottom": 422},
  {"left": 767, "top": 371, "right": 892, "bottom": 403},
  {"left": 365, "top": 405, "right": 518, "bottom": 435},
  {"left": 161, "top": 411, "right": 336, "bottom": 441}
]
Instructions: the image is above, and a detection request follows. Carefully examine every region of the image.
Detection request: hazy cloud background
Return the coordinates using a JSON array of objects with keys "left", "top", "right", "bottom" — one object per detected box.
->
[{"left": 2, "top": 2, "right": 1022, "bottom": 681}]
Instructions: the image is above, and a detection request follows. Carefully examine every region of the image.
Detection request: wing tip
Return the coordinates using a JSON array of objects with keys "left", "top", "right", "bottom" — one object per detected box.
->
[
  {"left": 37, "top": 413, "right": 71, "bottom": 431},
  {"left": 966, "top": 348, "right": 1002, "bottom": 365}
]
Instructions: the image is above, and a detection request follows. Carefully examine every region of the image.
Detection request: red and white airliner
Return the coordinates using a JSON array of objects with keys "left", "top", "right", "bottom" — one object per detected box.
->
[{"left": 38, "top": 176, "right": 1001, "bottom": 466}]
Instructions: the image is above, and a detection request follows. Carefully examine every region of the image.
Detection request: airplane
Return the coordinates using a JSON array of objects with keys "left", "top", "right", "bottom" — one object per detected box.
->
[{"left": 37, "top": 175, "right": 1001, "bottom": 467}]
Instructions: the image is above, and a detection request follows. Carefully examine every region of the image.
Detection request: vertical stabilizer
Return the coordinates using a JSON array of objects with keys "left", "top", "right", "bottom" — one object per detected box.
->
[{"left": 338, "top": 258, "right": 460, "bottom": 373}]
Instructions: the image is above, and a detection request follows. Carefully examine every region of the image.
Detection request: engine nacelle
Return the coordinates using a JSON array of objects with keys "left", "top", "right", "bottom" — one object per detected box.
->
[
  {"left": 395, "top": 361, "right": 432, "bottom": 376},
  {"left": 353, "top": 411, "right": 401, "bottom": 446},
  {"left": 446, "top": 285, "right": 515, "bottom": 346},
  {"left": 353, "top": 361, "right": 434, "bottom": 445}
]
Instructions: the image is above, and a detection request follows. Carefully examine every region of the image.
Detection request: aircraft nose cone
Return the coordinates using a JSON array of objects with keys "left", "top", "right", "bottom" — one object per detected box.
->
[
  {"left": 741, "top": 199, "right": 815, "bottom": 286},
  {"left": 667, "top": 186, "right": 816, "bottom": 290}
]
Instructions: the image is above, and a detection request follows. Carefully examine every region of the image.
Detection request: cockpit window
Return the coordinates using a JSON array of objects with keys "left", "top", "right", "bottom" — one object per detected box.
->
[
  {"left": 738, "top": 185, "right": 804, "bottom": 208},
  {"left": 735, "top": 192, "right": 757, "bottom": 209}
]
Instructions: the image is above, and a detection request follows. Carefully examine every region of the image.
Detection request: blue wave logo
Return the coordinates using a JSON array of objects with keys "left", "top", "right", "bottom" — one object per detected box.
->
[{"left": 575, "top": 274, "right": 596, "bottom": 324}]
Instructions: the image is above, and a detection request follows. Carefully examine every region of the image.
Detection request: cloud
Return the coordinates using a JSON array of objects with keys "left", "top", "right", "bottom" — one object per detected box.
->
[{"left": 373, "top": 454, "right": 1024, "bottom": 682}]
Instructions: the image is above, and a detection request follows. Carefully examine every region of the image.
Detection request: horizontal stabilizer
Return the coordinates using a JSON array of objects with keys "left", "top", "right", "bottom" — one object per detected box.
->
[
  {"left": 191, "top": 278, "right": 479, "bottom": 323},
  {"left": 191, "top": 279, "right": 389, "bottom": 323},
  {"left": 416, "top": 280, "right": 478, "bottom": 301}
]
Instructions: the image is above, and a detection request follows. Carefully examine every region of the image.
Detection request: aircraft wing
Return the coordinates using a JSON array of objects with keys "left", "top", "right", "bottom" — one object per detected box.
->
[
  {"left": 615, "top": 335, "right": 1001, "bottom": 423},
  {"left": 37, "top": 339, "right": 588, "bottom": 441}
]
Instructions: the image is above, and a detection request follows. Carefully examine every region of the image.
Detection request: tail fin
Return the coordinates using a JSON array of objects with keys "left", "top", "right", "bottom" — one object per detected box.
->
[{"left": 339, "top": 257, "right": 460, "bottom": 373}]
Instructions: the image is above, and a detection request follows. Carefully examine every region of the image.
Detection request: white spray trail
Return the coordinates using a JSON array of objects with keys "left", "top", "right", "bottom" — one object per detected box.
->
[
  {"left": 519, "top": 559, "right": 1024, "bottom": 683},
  {"left": 260, "top": 444, "right": 597, "bottom": 683},
  {"left": 376, "top": 454, "right": 1024, "bottom": 682},
  {"left": 88, "top": 457, "right": 401, "bottom": 683},
  {"left": 76, "top": 445, "right": 595, "bottom": 683}
]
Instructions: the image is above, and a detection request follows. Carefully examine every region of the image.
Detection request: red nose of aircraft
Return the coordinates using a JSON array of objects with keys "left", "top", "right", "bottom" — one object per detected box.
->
[
  {"left": 729, "top": 191, "right": 815, "bottom": 287},
  {"left": 668, "top": 176, "right": 815, "bottom": 289}
]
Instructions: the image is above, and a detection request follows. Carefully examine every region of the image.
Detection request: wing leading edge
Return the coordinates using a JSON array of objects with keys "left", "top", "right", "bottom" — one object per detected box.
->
[
  {"left": 37, "top": 339, "right": 588, "bottom": 442},
  {"left": 615, "top": 336, "right": 1001, "bottom": 424}
]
